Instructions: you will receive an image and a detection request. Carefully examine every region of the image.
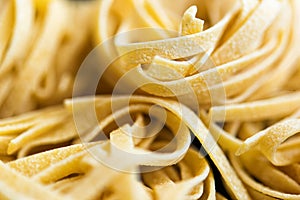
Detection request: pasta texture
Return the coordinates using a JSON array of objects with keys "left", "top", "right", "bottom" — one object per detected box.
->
[
  {"left": 94, "top": 0, "right": 300, "bottom": 199},
  {"left": 0, "top": 0, "right": 299, "bottom": 199},
  {"left": 0, "top": 0, "right": 97, "bottom": 117},
  {"left": 0, "top": 96, "right": 247, "bottom": 199},
  {"left": 97, "top": 0, "right": 300, "bottom": 105}
]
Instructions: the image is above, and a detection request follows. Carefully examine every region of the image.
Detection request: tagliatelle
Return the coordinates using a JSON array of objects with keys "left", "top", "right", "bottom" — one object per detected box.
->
[
  {"left": 0, "top": 0, "right": 299, "bottom": 199},
  {"left": 0, "top": 0, "right": 97, "bottom": 117},
  {"left": 210, "top": 92, "right": 300, "bottom": 122},
  {"left": 236, "top": 119, "right": 300, "bottom": 166},
  {"left": 96, "top": 0, "right": 300, "bottom": 104},
  {"left": 206, "top": 103, "right": 300, "bottom": 199},
  {"left": 93, "top": 0, "right": 300, "bottom": 199},
  {"left": 0, "top": 95, "right": 249, "bottom": 199},
  {"left": 0, "top": 161, "right": 66, "bottom": 200}
]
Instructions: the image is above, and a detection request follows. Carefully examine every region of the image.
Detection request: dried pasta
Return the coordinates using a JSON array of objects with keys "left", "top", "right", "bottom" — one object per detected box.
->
[
  {"left": 94, "top": 0, "right": 300, "bottom": 199},
  {"left": 96, "top": 0, "right": 299, "bottom": 106},
  {"left": 0, "top": 0, "right": 299, "bottom": 199},
  {"left": 0, "top": 96, "right": 244, "bottom": 199},
  {"left": 0, "top": 0, "right": 97, "bottom": 117}
]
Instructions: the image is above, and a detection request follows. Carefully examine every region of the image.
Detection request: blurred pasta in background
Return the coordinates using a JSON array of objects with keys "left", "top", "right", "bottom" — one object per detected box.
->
[{"left": 0, "top": 0, "right": 97, "bottom": 117}]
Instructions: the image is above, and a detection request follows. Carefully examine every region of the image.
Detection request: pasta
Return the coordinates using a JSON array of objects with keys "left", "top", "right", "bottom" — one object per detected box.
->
[
  {"left": 0, "top": 96, "right": 247, "bottom": 199},
  {"left": 96, "top": 0, "right": 300, "bottom": 105},
  {"left": 0, "top": 0, "right": 97, "bottom": 117},
  {"left": 93, "top": 0, "right": 300, "bottom": 199},
  {"left": 0, "top": 0, "right": 299, "bottom": 199}
]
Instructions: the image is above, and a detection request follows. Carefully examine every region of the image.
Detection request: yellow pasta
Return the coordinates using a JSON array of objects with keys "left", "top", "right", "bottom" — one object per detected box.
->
[
  {"left": 0, "top": 0, "right": 299, "bottom": 199},
  {"left": 0, "top": 95, "right": 239, "bottom": 199},
  {"left": 93, "top": 0, "right": 300, "bottom": 198},
  {"left": 0, "top": 161, "right": 65, "bottom": 200},
  {"left": 1, "top": 96, "right": 227, "bottom": 199},
  {"left": 0, "top": 0, "right": 97, "bottom": 117},
  {"left": 96, "top": 0, "right": 299, "bottom": 105}
]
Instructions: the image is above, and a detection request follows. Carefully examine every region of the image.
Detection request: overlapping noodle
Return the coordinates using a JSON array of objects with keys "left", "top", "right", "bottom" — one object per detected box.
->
[
  {"left": 0, "top": 95, "right": 249, "bottom": 199},
  {"left": 95, "top": 0, "right": 299, "bottom": 105},
  {"left": 0, "top": 0, "right": 299, "bottom": 199},
  {"left": 200, "top": 104, "right": 300, "bottom": 199},
  {"left": 0, "top": 0, "right": 98, "bottom": 117},
  {"left": 93, "top": 0, "right": 300, "bottom": 199}
]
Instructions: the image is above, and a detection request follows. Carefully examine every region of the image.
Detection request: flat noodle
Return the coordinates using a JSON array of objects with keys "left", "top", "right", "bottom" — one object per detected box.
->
[
  {"left": 0, "top": 95, "right": 244, "bottom": 199},
  {"left": 8, "top": 144, "right": 85, "bottom": 177},
  {"left": 0, "top": 161, "right": 66, "bottom": 200},
  {"left": 93, "top": 0, "right": 300, "bottom": 198},
  {"left": 142, "top": 148, "right": 210, "bottom": 200},
  {"left": 0, "top": 0, "right": 299, "bottom": 199},
  {"left": 229, "top": 152, "right": 300, "bottom": 200},
  {"left": 199, "top": 110, "right": 242, "bottom": 153},
  {"left": 67, "top": 96, "right": 250, "bottom": 199},
  {"left": 0, "top": 105, "right": 75, "bottom": 156},
  {"left": 210, "top": 92, "right": 300, "bottom": 122},
  {"left": 97, "top": 0, "right": 300, "bottom": 105},
  {"left": 240, "top": 151, "right": 300, "bottom": 194},
  {"left": 17, "top": 120, "right": 77, "bottom": 158},
  {"left": 32, "top": 150, "right": 87, "bottom": 184},
  {"left": 237, "top": 119, "right": 300, "bottom": 166},
  {"left": 0, "top": 0, "right": 34, "bottom": 108},
  {"left": 0, "top": 0, "right": 34, "bottom": 75},
  {"left": 0, "top": 0, "right": 96, "bottom": 117},
  {"left": 212, "top": 0, "right": 281, "bottom": 64},
  {"left": 0, "top": 0, "right": 13, "bottom": 63},
  {"left": 114, "top": 4, "right": 238, "bottom": 69}
]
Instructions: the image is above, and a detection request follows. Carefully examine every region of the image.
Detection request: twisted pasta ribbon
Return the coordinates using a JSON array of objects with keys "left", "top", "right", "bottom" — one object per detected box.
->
[
  {"left": 0, "top": 95, "right": 250, "bottom": 199},
  {"left": 0, "top": 0, "right": 299, "bottom": 199},
  {"left": 96, "top": 0, "right": 300, "bottom": 105},
  {"left": 94, "top": 0, "right": 300, "bottom": 198}
]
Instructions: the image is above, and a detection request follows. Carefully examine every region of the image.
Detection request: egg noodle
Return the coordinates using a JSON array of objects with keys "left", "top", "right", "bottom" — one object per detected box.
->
[
  {"left": 0, "top": 0, "right": 299, "bottom": 199},
  {"left": 0, "top": 0, "right": 96, "bottom": 117}
]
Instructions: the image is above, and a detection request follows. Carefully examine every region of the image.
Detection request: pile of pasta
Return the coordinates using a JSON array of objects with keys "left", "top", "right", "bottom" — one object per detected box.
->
[
  {"left": 97, "top": 0, "right": 300, "bottom": 105},
  {"left": 0, "top": 96, "right": 242, "bottom": 199},
  {"left": 0, "top": 0, "right": 96, "bottom": 117},
  {"left": 95, "top": 0, "right": 300, "bottom": 199},
  {"left": 0, "top": 0, "right": 299, "bottom": 199}
]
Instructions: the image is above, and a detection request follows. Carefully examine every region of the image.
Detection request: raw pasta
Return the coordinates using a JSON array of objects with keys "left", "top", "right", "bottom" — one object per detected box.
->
[
  {"left": 0, "top": 0, "right": 97, "bottom": 117},
  {"left": 0, "top": 0, "right": 299, "bottom": 199},
  {"left": 0, "top": 96, "right": 243, "bottom": 199},
  {"left": 94, "top": 0, "right": 300, "bottom": 199}
]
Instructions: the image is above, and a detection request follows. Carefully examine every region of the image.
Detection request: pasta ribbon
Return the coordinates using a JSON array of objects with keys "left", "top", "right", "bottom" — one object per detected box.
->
[
  {"left": 94, "top": 1, "right": 300, "bottom": 198},
  {"left": 0, "top": 95, "right": 250, "bottom": 199},
  {"left": 0, "top": 0, "right": 299, "bottom": 199},
  {"left": 0, "top": 0, "right": 97, "bottom": 117},
  {"left": 96, "top": 0, "right": 300, "bottom": 106}
]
